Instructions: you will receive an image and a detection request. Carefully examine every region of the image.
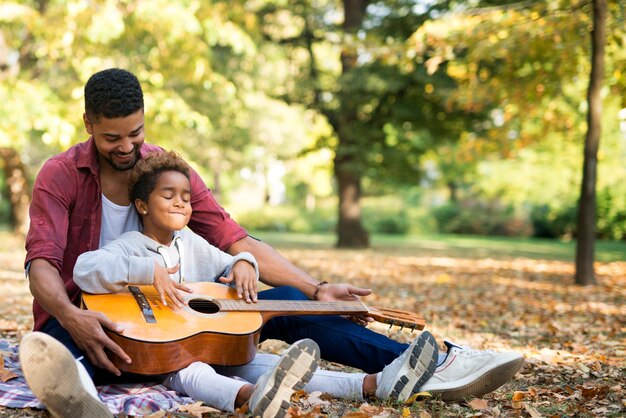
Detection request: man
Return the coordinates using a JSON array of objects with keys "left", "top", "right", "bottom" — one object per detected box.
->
[{"left": 21, "top": 68, "right": 523, "bottom": 416}]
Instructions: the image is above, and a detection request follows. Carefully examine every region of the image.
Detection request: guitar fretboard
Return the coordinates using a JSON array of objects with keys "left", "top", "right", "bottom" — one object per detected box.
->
[{"left": 216, "top": 299, "right": 369, "bottom": 313}]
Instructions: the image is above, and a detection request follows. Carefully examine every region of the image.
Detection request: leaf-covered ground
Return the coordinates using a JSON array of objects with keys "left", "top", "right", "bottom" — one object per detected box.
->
[{"left": 0, "top": 233, "right": 624, "bottom": 417}]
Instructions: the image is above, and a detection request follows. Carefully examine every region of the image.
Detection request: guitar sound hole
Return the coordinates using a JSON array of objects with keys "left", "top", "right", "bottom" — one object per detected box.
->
[{"left": 188, "top": 298, "right": 221, "bottom": 314}]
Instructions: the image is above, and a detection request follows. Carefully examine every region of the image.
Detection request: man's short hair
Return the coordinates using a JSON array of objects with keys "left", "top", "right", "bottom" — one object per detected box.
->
[{"left": 84, "top": 68, "right": 144, "bottom": 122}]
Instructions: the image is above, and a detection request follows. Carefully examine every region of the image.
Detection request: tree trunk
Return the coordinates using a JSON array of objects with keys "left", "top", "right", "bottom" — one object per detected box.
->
[
  {"left": 575, "top": 0, "right": 606, "bottom": 286},
  {"left": 335, "top": 161, "right": 369, "bottom": 248},
  {"left": 448, "top": 181, "right": 458, "bottom": 203},
  {"left": 0, "top": 147, "right": 31, "bottom": 236},
  {"left": 334, "top": 0, "right": 369, "bottom": 248}
]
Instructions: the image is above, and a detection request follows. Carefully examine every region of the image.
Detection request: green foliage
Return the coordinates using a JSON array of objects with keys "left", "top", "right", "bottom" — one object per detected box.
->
[
  {"left": 235, "top": 193, "right": 432, "bottom": 236},
  {"left": 530, "top": 204, "right": 577, "bottom": 239},
  {"left": 433, "top": 199, "right": 533, "bottom": 237},
  {"left": 363, "top": 206, "right": 409, "bottom": 235},
  {"left": 0, "top": 173, "right": 10, "bottom": 224},
  {"left": 234, "top": 206, "right": 335, "bottom": 234},
  {"left": 434, "top": 180, "right": 626, "bottom": 241},
  {"left": 596, "top": 184, "right": 626, "bottom": 240}
]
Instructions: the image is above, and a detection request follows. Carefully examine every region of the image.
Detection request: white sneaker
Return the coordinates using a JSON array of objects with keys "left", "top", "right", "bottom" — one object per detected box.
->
[
  {"left": 19, "top": 332, "right": 112, "bottom": 418},
  {"left": 420, "top": 341, "right": 524, "bottom": 401},
  {"left": 249, "top": 339, "right": 320, "bottom": 418},
  {"left": 376, "top": 331, "right": 438, "bottom": 402}
]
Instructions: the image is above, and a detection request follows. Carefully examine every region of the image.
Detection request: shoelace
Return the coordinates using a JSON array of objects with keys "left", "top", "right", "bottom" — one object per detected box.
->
[{"left": 454, "top": 346, "right": 495, "bottom": 357}]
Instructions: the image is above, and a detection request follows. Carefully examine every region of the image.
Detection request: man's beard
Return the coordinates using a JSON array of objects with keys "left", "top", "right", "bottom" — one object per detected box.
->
[{"left": 105, "top": 144, "right": 142, "bottom": 171}]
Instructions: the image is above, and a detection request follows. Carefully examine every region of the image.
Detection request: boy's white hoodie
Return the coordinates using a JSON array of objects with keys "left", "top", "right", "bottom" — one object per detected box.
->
[{"left": 73, "top": 229, "right": 258, "bottom": 294}]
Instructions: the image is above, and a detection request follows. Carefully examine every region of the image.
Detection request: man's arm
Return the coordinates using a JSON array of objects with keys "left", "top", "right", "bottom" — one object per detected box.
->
[
  {"left": 227, "top": 236, "right": 373, "bottom": 302},
  {"left": 28, "top": 259, "right": 131, "bottom": 375}
]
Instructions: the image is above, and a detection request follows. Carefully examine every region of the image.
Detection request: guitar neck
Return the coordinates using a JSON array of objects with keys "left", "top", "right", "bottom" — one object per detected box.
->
[{"left": 216, "top": 299, "right": 369, "bottom": 316}]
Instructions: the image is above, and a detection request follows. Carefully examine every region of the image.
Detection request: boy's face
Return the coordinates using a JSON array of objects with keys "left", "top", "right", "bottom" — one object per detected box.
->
[
  {"left": 84, "top": 109, "right": 145, "bottom": 171},
  {"left": 139, "top": 171, "right": 192, "bottom": 239}
]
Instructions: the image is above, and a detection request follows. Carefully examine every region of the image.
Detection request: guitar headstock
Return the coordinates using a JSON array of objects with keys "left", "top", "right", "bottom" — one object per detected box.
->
[{"left": 367, "top": 306, "right": 426, "bottom": 331}]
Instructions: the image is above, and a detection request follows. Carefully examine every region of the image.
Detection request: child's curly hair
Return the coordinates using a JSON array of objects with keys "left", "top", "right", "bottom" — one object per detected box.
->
[{"left": 129, "top": 151, "right": 191, "bottom": 204}]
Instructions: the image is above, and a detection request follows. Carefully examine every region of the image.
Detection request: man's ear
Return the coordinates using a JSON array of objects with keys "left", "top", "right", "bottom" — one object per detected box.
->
[{"left": 83, "top": 113, "right": 93, "bottom": 135}]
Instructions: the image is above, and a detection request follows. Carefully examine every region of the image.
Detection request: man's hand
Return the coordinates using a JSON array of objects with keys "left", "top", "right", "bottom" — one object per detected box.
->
[
  {"left": 316, "top": 283, "right": 372, "bottom": 302},
  {"left": 316, "top": 283, "right": 374, "bottom": 326},
  {"left": 219, "top": 261, "right": 258, "bottom": 303},
  {"left": 61, "top": 307, "right": 131, "bottom": 376},
  {"left": 153, "top": 262, "right": 193, "bottom": 308}
]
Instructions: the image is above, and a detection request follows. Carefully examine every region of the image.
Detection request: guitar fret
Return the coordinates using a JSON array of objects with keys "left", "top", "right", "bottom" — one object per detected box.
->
[{"left": 217, "top": 299, "right": 367, "bottom": 313}]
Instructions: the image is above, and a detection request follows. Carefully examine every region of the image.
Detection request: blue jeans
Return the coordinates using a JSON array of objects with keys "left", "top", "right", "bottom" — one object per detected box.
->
[
  {"left": 41, "top": 286, "right": 408, "bottom": 381},
  {"left": 258, "top": 286, "right": 408, "bottom": 374}
]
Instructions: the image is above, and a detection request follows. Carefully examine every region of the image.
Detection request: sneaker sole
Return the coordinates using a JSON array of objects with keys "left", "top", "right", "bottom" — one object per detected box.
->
[
  {"left": 430, "top": 357, "right": 524, "bottom": 401},
  {"left": 252, "top": 339, "right": 320, "bottom": 418},
  {"left": 19, "top": 332, "right": 111, "bottom": 418},
  {"left": 391, "top": 331, "right": 439, "bottom": 402}
]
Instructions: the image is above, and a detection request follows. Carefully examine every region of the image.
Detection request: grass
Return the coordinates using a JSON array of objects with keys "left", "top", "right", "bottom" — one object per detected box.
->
[{"left": 250, "top": 231, "right": 626, "bottom": 262}]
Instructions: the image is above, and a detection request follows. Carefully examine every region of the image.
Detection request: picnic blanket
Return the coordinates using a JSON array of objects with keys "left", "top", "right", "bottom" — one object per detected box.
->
[{"left": 0, "top": 339, "right": 196, "bottom": 416}]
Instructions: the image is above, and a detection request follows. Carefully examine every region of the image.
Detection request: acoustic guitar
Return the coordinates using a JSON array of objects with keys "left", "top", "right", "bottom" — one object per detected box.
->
[{"left": 81, "top": 282, "right": 425, "bottom": 375}]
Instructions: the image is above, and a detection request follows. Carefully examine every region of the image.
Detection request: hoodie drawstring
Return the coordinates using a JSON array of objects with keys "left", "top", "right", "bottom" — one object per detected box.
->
[{"left": 156, "top": 236, "right": 185, "bottom": 283}]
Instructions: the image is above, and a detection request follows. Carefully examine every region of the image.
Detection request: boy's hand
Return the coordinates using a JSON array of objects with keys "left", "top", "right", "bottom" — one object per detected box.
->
[
  {"left": 219, "top": 261, "right": 258, "bottom": 303},
  {"left": 153, "top": 262, "right": 193, "bottom": 308}
]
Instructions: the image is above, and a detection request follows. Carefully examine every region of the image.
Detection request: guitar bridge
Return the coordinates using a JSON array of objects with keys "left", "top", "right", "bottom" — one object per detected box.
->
[{"left": 129, "top": 286, "right": 157, "bottom": 323}]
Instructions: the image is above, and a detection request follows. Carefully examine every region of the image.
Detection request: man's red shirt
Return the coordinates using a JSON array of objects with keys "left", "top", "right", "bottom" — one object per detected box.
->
[{"left": 25, "top": 138, "right": 247, "bottom": 330}]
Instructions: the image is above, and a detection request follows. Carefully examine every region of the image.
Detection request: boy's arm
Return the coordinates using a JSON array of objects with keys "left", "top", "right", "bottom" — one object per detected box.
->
[
  {"left": 73, "top": 242, "right": 154, "bottom": 294},
  {"left": 74, "top": 240, "right": 192, "bottom": 308},
  {"left": 28, "top": 259, "right": 131, "bottom": 375}
]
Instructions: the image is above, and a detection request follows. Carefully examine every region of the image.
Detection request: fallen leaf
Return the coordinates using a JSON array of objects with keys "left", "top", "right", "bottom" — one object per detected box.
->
[
  {"left": 435, "top": 273, "right": 451, "bottom": 284},
  {"left": 291, "top": 389, "right": 308, "bottom": 402},
  {"left": 303, "top": 391, "right": 331, "bottom": 408},
  {"left": 512, "top": 391, "right": 525, "bottom": 402},
  {"left": 419, "top": 412, "right": 432, "bottom": 418},
  {"left": 357, "top": 403, "right": 384, "bottom": 415},
  {"left": 342, "top": 412, "right": 370, "bottom": 418},
  {"left": 0, "top": 357, "right": 17, "bottom": 382},
  {"left": 468, "top": 398, "right": 489, "bottom": 410},
  {"left": 235, "top": 402, "right": 249, "bottom": 414},
  {"left": 144, "top": 411, "right": 165, "bottom": 418},
  {"left": 404, "top": 391, "right": 432, "bottom": 405},
  {"left": 177, "top": 401, "right": 220, "bottom": 417},
  {"left": 523, "top": 402, "right": 542, "bottom": 418},
  {"left": 579, "top": 385, "right": 610, "bottom": 400}
]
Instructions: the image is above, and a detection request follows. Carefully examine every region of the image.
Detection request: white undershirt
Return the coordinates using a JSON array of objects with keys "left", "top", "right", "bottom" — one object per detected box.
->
[{"left": 99, "top": 194, "right": 141, "bottom": 248}]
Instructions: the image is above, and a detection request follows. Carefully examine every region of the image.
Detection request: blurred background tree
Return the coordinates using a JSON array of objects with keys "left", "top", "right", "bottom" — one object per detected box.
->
[{"left": 1, "top": 0, "right": 625, "bottom": 281}]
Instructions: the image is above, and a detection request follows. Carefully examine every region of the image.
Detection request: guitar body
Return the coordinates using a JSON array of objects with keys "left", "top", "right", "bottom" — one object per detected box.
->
[
  {"left": 82, "top": 281, "right": 425, "bottom": 375},
  {"left": 82, "top": 282, "right": 264, "bottom": 374}
]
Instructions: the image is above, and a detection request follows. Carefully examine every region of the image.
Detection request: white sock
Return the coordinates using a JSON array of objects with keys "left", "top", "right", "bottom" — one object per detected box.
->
[{"left": 75, "top": 359, "right": 100, "bottom": 399}]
